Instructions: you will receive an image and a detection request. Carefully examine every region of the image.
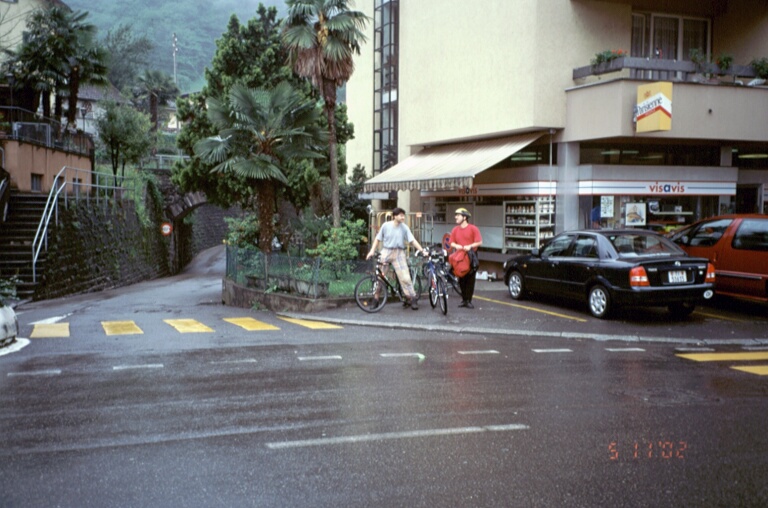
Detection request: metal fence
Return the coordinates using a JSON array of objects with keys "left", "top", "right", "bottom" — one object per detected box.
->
[{"left": 226, "top": 245, "right": 371, "bottom": 299}]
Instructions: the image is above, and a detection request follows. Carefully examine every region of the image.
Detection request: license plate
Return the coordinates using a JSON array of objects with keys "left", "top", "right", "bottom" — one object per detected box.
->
[{"left": 668, "top": 270, "right": 687, "bottom": 283}]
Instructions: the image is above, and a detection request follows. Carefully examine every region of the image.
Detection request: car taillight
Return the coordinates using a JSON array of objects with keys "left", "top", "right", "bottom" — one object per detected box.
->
[
  {"left": 706, "top": 263, "right": 716, "bottom": 281},
  {"left": 629, "top": 266, "right": 650, "bottom": 287}
]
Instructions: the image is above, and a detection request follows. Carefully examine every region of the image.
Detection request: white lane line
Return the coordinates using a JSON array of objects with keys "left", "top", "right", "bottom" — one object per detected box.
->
[
  {"left": 605, "top": 348, "right": 646, "bottom": 352},
  {"left": 532, "top": 348, "right": 573, "bottom": 353},
  {"left": 380, "top": 353, "right": 426, "bottom": 362},
  {"left": 29, "top": 315, "right": 71, "bottom": 325},
  {"left": 457, "top": 350, "right": 500, "bottom": 355},
  {"left": 209, "top": 359, "right": 258, "bottom": 364},
  {"left": 743, "top": 346, "right": 768, "bottom": 351},
  {"left": 0, "top": 338, "right": 30, "bottom": 357},
  {"left": 7, "top": 369, "right": 61, "bottom": 377},
  {"left": 675, "top": 347, "right": 715, "bottom": 352},
  {"left": 298, "top": 355, "right": 343, "bottom": 361},
  {"left": 266, "top": 423, "right": 530, "bottom": 450},
  {"left": 112, "top": 364, "right": 164, "bottom": 371}
]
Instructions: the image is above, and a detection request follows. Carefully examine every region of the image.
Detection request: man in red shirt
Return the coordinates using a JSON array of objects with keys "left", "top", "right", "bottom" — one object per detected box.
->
[{"left": 449, "top": 208, "right": 483, "bottom": 308}]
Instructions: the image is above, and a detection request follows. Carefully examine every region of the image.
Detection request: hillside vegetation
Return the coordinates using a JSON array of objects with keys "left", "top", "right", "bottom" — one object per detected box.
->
[{"left": 65, "top": 0, "right": 286, "bottom": 92}]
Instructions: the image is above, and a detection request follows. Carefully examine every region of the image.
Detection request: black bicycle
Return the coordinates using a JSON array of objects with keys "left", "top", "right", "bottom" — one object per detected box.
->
[
  {"left": 354, "top": 253, "right": 423, "bottom": 313},
  {"left": 422, "top": 245, "right": 449, "bottom": 315}
]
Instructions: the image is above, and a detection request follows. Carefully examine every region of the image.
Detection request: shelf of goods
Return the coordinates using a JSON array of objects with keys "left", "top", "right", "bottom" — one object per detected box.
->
[{"left": 503, "top": 198, "right": 555, "bottom": 254}]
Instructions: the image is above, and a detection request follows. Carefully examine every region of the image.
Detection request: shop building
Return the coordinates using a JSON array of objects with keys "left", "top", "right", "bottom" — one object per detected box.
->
[{"left": 345, "top": 0, "right": 768, "bottom": 263}]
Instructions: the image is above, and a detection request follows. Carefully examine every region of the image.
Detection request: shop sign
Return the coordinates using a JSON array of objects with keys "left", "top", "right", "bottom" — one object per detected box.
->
[
  {"left": 634, "top": 82, "right": 672, "bottom": 133},
  {"left": 579, "top": 180, "right": 736, "bottom": 196}
]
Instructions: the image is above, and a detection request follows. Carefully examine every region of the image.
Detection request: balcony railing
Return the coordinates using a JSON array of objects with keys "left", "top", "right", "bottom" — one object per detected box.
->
[
  {"left": 0, "top": 106, "right": 93, "bottom": 157},
  {"left": 573, "top": 57, "right": 760, "bottom": 84}
]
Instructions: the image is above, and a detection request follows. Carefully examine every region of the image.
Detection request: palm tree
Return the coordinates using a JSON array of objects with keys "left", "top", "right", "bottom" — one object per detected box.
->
[
  {"left": 281, "top": 0, "right": 369, "bottom": 228},
  {"left": 136, "top": 70, "right": 179, "bottom": 131},
  {"left": 194, "top": 82, "right": 327, "bottom": 252}
]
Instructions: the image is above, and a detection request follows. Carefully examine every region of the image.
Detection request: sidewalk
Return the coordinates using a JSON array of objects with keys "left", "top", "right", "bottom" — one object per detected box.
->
[{"left": 280, "top": 280, "right": 768, "bottom": 346}]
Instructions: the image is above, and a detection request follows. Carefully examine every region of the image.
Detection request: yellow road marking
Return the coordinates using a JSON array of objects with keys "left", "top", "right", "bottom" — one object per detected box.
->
[
  {"left": 693, "top": 311, "right": 747, "bottom": 323},
  {"left": 224, "top": 317, "right": 280, "bottom": 331},
  {"left": 473, "top": 296, "right": 588, "bottom": 322},
  {"left": 277, "top": 317, "right": 342, "bottom": 329},
  {"left": 730, "top": 365, "right": 768, "bottom": 376},
  {"left": 163, "top": 319, "right": 214, "bottom": 333},
  {"left": 102, "top": 321, "right": 143, "bottom": 336},
  {"left": 677, "top": 352, "right": 768, "bottom": 362},
  {"left": 30, "top": 323, "right": 70, "bottom": 338}
]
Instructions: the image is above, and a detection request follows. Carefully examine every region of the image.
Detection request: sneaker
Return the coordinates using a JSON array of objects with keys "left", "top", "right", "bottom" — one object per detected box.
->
[
  {"left": 458, "top": 301, "right": 468, "bottom": 308},
  {"left": 465, "top": 301, "right": 474, "bottom": 309},
  {"left": 410, "top": 299, "right": 419, "bottom": 310},
  {"left": 372, "top": 298, "right": 380, "bottom": 308}
]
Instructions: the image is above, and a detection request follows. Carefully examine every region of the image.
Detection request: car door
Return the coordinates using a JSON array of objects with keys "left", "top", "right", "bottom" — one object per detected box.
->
[
  {"left": 525, "top": 234, "right": 576, "bottom": 296},
  {"left": 672, "top": 218, "right": 733, "bottom": 261},
  {"left": 717, "top": 218, "right": 768, "bottom": 300},
  {"left": 558, "top": 234, "right": 600, "bottom": 300}
]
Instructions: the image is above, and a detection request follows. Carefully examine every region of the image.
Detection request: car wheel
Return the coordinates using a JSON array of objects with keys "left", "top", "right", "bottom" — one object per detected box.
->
[
  {"left": 668, "top": 302, "right": 696, "bottom": 317},
  {"left": 507, "top": 271, "right": 525, "bottom": 300},
  {"left": 588, "top": 285, "right": 612, "bottom": 319}
]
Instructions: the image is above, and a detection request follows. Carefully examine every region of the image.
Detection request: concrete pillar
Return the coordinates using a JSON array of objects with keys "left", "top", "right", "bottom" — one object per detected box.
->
[{"left": 556, "top": 141, "right": 581, "bottom": 233}]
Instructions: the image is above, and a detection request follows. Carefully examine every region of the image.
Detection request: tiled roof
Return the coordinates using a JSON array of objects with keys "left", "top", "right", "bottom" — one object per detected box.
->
[{"left": 79, "top": 83, "right": 129, "bottom": 104}]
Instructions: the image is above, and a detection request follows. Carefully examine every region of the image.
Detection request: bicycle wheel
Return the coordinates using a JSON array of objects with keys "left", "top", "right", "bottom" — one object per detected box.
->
[
  {"left": 354, "top": 276, "right": 387, "bottom": 313},
  {"left": 437, "top": 277, "right": 448, "bottom": 315},
  {"left": 429, "top": 273, "right": 438, "bottom": 308}
]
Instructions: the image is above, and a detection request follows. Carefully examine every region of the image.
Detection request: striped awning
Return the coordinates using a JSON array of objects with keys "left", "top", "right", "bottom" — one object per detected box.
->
[{"left": 363, "top": 132, "right": 544, "bottom": 192}]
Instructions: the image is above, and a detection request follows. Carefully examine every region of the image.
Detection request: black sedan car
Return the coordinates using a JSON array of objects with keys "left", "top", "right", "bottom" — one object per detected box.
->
[{"left": 503, "top": 229, "right": 716, "bottom": 319}]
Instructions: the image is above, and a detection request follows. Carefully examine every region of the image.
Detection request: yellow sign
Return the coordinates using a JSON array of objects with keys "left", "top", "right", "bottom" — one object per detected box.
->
[{"left": 635, "top": 82, "right": 672, "bottom": 132}]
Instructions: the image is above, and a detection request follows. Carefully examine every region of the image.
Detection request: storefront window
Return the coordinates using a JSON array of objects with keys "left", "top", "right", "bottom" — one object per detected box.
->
[
  {"left": 488, "top": 143, "right": 556, "bottom": 169},
  {"left": 580, "top": 143, "right": 719, "bottom": 166}
]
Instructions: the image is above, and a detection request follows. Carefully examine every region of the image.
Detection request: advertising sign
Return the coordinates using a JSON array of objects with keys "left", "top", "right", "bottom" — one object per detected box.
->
[{"left": 635, "top": 82, "right": 672, "bottom": 133}]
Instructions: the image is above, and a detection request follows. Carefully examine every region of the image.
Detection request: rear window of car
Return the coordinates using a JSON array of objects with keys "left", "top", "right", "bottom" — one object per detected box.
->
[
  {"left": 732, "top": 219, "right": 768, "bottom": 251},
  {"left": 608, "top": 233, "right": 681, "bottom": 257}
]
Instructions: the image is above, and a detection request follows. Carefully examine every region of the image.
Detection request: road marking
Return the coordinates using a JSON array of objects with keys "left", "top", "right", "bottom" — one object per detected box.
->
[
  {"left": 30, "top": 323, "right": 70, "bottom": 338},
  {"left": 265, "top": 423, "right": 529, "bottom": 450},
  {"left": 675, "top": 347, "right": 715, "bottom": 352},
  {"left": 7, "top": 369, "right": 62, "bottom": 377},
  {"left": 224, "top": 317, "right": 279, "bottom": 331},
  {"left": 676, "top": 352, "right": 768, "bottom": 362},
  {"left": 743, "top": 346, "right": 768, "bottom": 351},
  {"left": 164, "top": 319, "right": 214, "bottom": 333},
  {"left": 0, "top": 338, "right": 30, "bottom": 356},
  {"left": 694, "top": 311, "right": 747, "bottom": 323},
  {"left": 102, "top": 321, "right": 143, "bottom": 336},
  {"left": 277, "top": 317, "right": 342, "bottom": 329},
  {"left": 457, "top": 350, "right": 500, "bottom": 355},
  {"left": 532, "top": 348, "right": 573, "bottom": 353},
  {"left": 29, "top": 315, "right": 71, "bottom": 325},
  {"left": 380, "top": 352, "right": 426, "bottom": 363},
  {"left": 210, "top": 359, "right": 257, "bottom": 365},
  {"left": 605, "top": 348, "right": 645, "bottom": 352},
  {"left": 730, "top": 365, "right": 768, "bottom": 376},
  {"left": 473, "top": 296, "right": 588, "bottom": 322},
  {"left": 298, "top": 355, "right": 343, "bottom": 361},
  {"left": 112, "top": 364, "right": 164, "bottom": 371}
]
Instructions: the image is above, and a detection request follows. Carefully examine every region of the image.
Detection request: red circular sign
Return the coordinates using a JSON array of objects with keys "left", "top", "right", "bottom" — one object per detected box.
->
[{"left": 161, "top": 222, "right": 173, "bottom": 236}]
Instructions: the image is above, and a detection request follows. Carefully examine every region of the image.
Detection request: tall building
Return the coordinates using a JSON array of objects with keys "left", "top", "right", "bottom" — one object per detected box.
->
[{"left": 346, "top": 0, "right": 768, "bottom": 262}]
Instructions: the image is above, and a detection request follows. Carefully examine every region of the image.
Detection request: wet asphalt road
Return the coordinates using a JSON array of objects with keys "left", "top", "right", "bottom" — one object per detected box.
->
[{"left": 1, "top": 246, "right": 767, "bottom": 507}]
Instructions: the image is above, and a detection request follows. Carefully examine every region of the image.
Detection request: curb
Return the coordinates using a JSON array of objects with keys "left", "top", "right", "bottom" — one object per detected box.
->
[{"left": 277, "top": 312, "right": 768, "bottom": 347}]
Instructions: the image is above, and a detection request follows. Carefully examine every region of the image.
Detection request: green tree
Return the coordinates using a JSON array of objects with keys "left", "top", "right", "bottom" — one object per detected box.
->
[
  {"left": 193, "top": 82, "right": 327, "bottom": 252},
  {"left": 95, "top": 101, "right": 153, "bottom": 187},
  {"left": 281, "top": 0, "right": 369, "bottom": 228},
  {"left": 135, "top": 69, "right": 179, "bottom": 131},
  {"left": 102, "top": 24, "right": 154, "bottom": 92},
  {"left": 12, "top": 6, "right": 108, "bottom": 126}
]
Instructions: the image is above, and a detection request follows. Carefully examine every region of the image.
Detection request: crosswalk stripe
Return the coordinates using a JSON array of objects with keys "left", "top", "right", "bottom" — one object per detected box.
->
[
  {"left": 676, "top": 352, "right": 768, "bottom": 362},
  {"left": 102, "top": 321, "right": 144, "bottom": 336},
  {"left": 277, "top": 317, "right": 342, "bottom": 329},
  {"left": 730, "top": 365, "right": 768, "bottom": 376},
  {"left": 30, "top": 323, "right": 70, "bottom": 338},
  {"left": 163, "top": 319, "right": 214, "bottom": 333},
  {"left": 223, "top": 317, "right": 280, "bottom": 331}
]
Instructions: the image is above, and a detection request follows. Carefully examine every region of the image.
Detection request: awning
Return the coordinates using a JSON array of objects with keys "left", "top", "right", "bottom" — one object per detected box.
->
[{"left": 363, "top": 132, "right": 544, "bottom": 193}]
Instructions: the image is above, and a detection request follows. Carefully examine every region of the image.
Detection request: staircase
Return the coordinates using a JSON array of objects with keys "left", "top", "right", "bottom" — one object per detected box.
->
[{"left": 0, "top": 191, "right": 48, "bottom": 300}]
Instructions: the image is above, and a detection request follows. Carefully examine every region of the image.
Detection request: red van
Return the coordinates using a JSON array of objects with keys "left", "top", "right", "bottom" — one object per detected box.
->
[{"left": 669, "top": 214, "right": 768, "bottom": 302}]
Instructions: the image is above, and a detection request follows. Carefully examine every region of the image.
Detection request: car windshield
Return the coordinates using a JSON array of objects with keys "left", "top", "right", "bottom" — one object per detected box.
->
[{"left": 608, "top": 233, "right": 682, "bottom": 257}]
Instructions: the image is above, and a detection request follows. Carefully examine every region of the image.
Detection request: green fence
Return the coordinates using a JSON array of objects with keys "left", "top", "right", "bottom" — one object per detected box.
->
[{"left": 226, "top": 245, "right": 370, "bottom": 299}]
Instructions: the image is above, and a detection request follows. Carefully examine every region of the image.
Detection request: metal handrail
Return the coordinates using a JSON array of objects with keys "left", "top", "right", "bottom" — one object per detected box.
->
[
  {"left": 31, "top": 166, "right": 138, "bottom": 282},
  {"left": 0, "top": 166, "right": 9, "bottom": 223}
]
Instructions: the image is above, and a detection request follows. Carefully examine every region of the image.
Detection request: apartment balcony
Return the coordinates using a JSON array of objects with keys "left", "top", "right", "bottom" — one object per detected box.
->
[{"left": 565, "top": 57, "right": 768, "bottom": 144}]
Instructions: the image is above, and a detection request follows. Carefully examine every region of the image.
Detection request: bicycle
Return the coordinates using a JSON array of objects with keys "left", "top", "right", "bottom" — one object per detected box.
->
[
  {"left": 354, "top": 253, "right": 423, "bottom": 313},
  {"left": 421, "top": 245, "right": 449, "bottom": 315}
]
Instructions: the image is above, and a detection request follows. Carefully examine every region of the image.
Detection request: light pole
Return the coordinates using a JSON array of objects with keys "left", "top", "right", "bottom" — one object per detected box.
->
[{"left": 172, "top": 33, "right": 178, "bottom": 85}]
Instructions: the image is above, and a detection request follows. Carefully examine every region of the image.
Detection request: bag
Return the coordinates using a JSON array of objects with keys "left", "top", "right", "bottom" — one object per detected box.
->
[
  {"left": 449, "top": 249, "right": 471, "bottom": 278},
  {"left": 468, "top": 249, "right": 480, "bottom": 273}
]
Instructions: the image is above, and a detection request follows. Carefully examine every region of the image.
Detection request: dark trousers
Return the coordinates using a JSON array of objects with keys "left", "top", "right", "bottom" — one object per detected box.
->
[{"left": 459, "top": 272, "right": 476, "bottom": 303}]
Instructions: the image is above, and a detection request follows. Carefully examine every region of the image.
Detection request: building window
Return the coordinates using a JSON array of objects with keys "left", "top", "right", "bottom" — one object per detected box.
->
[
  {"left": 373, "top": 0, "right": 399, "bottom": 175},
  {"left": 580, "top": 143, "right": 719, "bottom": 166},
  {"left": 632, "top": 13, "right": 710, "bottom": 61},
  {"left": 31, "top": 174, "right": 43, "bottom": 192}
]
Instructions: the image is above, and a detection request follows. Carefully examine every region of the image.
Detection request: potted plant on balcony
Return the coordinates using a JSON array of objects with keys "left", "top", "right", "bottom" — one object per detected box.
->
[
  {"left": 749, "top": 57, "right": 768, "bottom": 83},
  {"left": 590, "top": 49, "right": 627, "bottom": 73}
]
